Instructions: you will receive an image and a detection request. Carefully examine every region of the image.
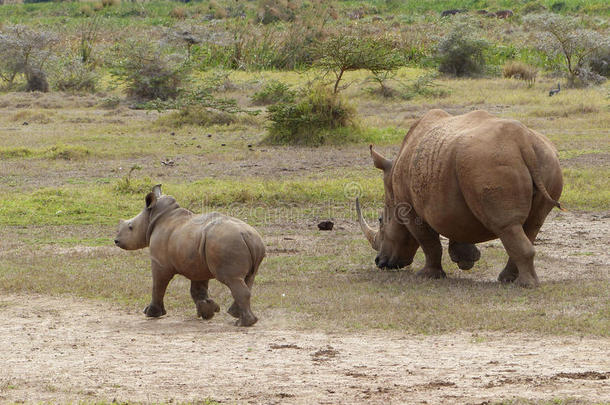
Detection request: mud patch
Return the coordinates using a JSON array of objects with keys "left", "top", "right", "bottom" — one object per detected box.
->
[{"left": 554, "top": 371, "right": 609, "bottom": 380}]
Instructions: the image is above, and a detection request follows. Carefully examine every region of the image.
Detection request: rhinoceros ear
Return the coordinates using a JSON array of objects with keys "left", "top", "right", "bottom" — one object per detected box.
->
[
  {"left": 152, "top": 184, "right": 162, "bottom": 198},
  {"left": 370, "top": 145, "right": 392, "bottom": 172},
  {"left": 145, "top": 192, "right": 157, "bottom": 210}
]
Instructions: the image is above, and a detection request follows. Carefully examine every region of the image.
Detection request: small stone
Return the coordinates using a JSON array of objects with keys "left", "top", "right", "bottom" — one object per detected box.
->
[
  {"left": 23, "top": 121, "right": 29, "bottom": 125},
  {"left": 221, "top": 143, "right": 226, "bottom": 146}
]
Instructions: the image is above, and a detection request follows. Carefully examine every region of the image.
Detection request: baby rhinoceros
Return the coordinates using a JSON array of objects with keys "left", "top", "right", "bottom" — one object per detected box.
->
[{"left": 115, "top": 185, "right": 265, "bottom": 326}]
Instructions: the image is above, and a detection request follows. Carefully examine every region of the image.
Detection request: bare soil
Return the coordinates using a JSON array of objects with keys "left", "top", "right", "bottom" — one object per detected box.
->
[{"left": 0, "top": 294, "right": 608, "bottom": 404}]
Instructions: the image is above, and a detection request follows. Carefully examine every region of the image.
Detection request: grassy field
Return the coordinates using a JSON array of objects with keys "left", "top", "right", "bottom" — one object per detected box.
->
[
  {"left": 0, "top": 68, "right": 608, "bottom": 337},
  {"left": 0, "top": 0, "right": 609, "bottom": 337}
]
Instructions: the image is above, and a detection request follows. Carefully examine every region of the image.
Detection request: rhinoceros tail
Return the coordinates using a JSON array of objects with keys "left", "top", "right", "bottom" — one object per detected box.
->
[
  {"left": 520, "top": 143, "right": 564, "bottom": 211},
  {"left": 241, "top": 231, "right": 265, "bottom": 278}
]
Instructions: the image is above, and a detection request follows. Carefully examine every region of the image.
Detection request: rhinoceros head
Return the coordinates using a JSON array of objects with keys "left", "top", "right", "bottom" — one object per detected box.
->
[
  {"left": 356, "top": 146, "right": 419, "bottom": 269},
  {"left": 114, "top": 184, "right": 163, "bottom": 250}
]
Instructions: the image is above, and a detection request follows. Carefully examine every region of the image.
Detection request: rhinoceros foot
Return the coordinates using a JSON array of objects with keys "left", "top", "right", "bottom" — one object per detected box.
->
[
  {"left": 144, "top": 303, "right": 166, "bottom": 318},
  {"left": 498, "top": 267, "right": 518, "bottom": 283},
  {"left": 196, "top": 299, "right": 220, "bottom": 320},
  {"left": 515, "top": 274, "right": 539, "bottom": 288},
  {"left": 227, "top": 301, "right": 240, "bottom": 319},
  {"left": 416, "top": 266, "right": 446, "bottom": 279},
  {"left": 237, "top": 313, "right": 258, "bottom": 327}
]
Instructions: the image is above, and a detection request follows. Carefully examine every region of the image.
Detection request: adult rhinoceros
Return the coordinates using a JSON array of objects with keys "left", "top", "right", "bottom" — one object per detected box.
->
[{"left": 357, "top": 109, "right": 563, "bottom": 287}]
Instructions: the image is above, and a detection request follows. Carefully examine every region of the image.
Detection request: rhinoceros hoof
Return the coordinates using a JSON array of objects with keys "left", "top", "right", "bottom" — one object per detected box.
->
[
  {"left": 515, "top": 275, "right": 539, "bottom": 289},
  {"left": 196, "top": 299, "right": 220, "bottom": 320},
  {"left": 416, "top": 266, "right": 447, "bottom": 279},
  {"left": 237, "top": 314, "right": 258, "bottom": 327},
  {"left": 144, "top": 304, "right": 166, "bottom": 318},
  {"left": 227, "top": 302, "right": 240, "bottom": 319},
  {"left": 498, "top": 268, "right": 519, "bottom": 283},
  {"left": 458, "top": 260, "right": 475, "bottom": 270}
]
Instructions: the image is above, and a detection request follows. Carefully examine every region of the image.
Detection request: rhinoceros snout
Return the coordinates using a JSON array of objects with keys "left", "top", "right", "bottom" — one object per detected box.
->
[
  {"left": 114, "top": 239, "right": 120, "bottom": 246},
  {"left": 376, "top": 254, "right": 410, "bottom": 269}
]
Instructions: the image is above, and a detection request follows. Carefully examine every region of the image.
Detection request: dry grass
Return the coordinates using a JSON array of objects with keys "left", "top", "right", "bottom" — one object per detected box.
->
[
  {"left": 503, "top": 61, "right": 538, "bottom": 85},
  {"left": 0, "top": 223, "right": 607, "bottom": 336}
]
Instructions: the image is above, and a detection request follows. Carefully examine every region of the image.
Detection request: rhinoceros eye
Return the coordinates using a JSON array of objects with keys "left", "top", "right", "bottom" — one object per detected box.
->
[
  {"left": 128, "top": 224, "right": 133, "bottom": 230},
  {"left": 378, "top": 216, "right": 383, "bottom": 224}
]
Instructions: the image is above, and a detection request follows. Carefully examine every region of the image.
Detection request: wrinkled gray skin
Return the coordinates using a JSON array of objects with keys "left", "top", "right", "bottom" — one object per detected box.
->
[
  {"left": 357, "top": 109, "right": 563, "bottom": 287},
  {"left": 115, "top": 185, "right": 265, "bottom": 326}
]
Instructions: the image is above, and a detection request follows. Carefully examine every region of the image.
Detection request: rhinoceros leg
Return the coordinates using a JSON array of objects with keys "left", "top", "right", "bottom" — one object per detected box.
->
[
  {"left": 219, "top": 276, "right": 257, "bottom": 327},
  {"left": 144, "top": 264, "right": 172, "bottom": 317},
  {"left": 498, "top": 225, "right": 539, "bottom": 288},
  {"left": 190, "top": 280, "right": 220, "bottom": 320},
  {"left": 407, "top": 220, "right": 446, "bottom": 279},
  {"left": 498, "top": 195, "right": 554, "bottom": 286}
]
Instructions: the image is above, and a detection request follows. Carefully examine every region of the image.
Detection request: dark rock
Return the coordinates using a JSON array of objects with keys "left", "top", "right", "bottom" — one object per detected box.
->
[{"left": 317, "top": 220, "right": 334, "bottom": 231}]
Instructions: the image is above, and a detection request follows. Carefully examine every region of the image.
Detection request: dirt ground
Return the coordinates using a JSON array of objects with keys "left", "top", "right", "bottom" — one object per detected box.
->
[
  {"left": 0, "top": 294, "right": 608, "bottom": 404},
  {"left": 1, "top": 169, "right": 609, "bottom": 404}
]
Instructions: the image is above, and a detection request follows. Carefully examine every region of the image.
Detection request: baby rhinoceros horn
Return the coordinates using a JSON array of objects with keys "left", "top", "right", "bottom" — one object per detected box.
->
[{"left": 356, "top": 198, "right": 379, "bottom": 251}]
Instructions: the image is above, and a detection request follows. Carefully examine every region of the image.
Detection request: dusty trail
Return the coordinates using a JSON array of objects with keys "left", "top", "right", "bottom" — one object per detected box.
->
[{"left": 1, "top": 295, "right": 608, "bottom": 404}]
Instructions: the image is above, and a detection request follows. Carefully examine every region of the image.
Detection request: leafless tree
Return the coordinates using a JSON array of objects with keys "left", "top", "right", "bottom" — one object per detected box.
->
[{"left": 524, "top": 13, "right": 609, "bottom": 86}]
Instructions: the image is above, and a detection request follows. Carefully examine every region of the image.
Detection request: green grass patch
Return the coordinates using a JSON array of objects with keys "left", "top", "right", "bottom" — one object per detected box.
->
[
  {"left": 0, "top": 177, "right": 384, "bottom": 226},
  {"left": 561, "top": 167, "right": 610, "bottom": 211},
  {"left": 0, "top": 166, "right": 606, "bottom": 227},
  {"left": 0, "top": 144, "right": 92, "bottom": 160},
  {"left": 558, "top": 149, "right": 607, "bottom": 160}
]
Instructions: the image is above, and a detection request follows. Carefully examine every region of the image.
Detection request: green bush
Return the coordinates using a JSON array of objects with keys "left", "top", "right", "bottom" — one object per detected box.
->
[
  {"left": 251, "top": 81, "right": 295, "bottom": 105},
  {"left": 437, "top": 22, "right": 488, "bottom": 77},
  {"left": 50, "top": 57, "right": 98, "bottom": 93},
  {"left": 110, "top": 40, "right": 189, "bottom": 101},
  {"left": 264, "top": 84, "right": 359, "bottom": 146}
]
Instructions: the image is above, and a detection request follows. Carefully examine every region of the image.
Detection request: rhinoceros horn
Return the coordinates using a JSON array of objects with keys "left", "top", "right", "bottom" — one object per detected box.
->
[{"left": 356, "top": 198, "right": 379, "bottom": 251}]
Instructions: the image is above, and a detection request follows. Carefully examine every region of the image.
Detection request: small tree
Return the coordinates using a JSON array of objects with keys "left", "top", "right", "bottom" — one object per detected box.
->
[
  {"left": 524, "top": 13, "right": 609, "bottom": 86},
  {"left": 110, "top": 39, "right": 190, "bottom": 101},
  {"left": 315, "top": 34, "right": 401, "bottom": 93},
  {"left": 0, "top": 25, "right": 58, "bottom": 91}
]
